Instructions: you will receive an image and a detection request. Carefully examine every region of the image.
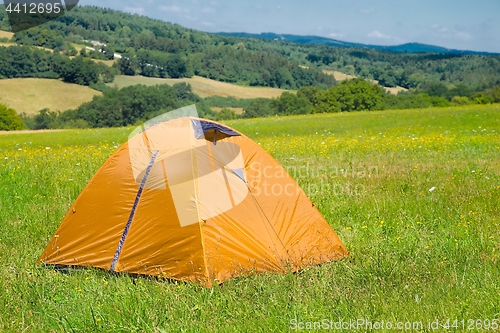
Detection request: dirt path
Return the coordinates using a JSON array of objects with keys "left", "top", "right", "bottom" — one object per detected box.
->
[{"left": 0, "top": 129, "right": 66, "bottom": 135}]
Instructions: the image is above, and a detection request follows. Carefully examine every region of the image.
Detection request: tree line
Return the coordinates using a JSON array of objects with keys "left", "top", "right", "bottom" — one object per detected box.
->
[
  {"left": 5, "top": 6, "right": 335, "bottom": 89},
  {"left": 22, "top": 83, "right": 215, "bottom": 129},
  {"left": 0, "top": 45, "right": 115, "bottom": 87},
  {"left": 213, "top": 79, "right": 500, "bottom": 119},
  {"left": 16, "top": 78, "right": 500, "bottom": 131}
]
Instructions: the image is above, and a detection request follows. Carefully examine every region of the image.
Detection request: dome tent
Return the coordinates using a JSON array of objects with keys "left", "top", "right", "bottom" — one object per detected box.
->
[{"left": 39, "top": 105, "right": 347, "bottom": 286}]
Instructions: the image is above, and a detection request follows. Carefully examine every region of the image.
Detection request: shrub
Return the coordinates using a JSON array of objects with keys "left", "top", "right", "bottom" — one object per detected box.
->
[{"left": 0, "top": 104, "right": 25, "bottom": 131}]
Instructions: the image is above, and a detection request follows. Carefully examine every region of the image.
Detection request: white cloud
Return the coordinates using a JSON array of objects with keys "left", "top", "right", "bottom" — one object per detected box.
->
[
  {"left": 159, "top": 5, "right": 182, "bottom": 13},
  {"left": 329, "top": 33, "right": 345, "bottom": 39},
  {"left": 360, "top": 8, "right": 375, "bottom": 14},
  {"left": 124, "top": 7, "right": 145, "bottom": 15},
  {"left": 202, "top": 7, "right": 216, "bottom": 13},
  {"left": 201, "top": 22, "right": 215, "bottom": 27},
  {"left": 368, "top": 30, "right": 391, "bottom": 39},
  {"left": 430, "top": 24, "right": 471, "bottom": 40}
]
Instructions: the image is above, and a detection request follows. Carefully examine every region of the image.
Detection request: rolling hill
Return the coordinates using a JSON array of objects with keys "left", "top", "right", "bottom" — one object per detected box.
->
[{"left": 217, "top": 32, "right": 499, "bottom": 55}]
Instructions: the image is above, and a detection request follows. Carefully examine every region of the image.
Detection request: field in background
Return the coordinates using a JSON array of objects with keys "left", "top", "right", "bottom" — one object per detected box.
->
[
  {"left": 0, "top": 105, "right": 499, "bottom": 331},
  {"left": 323, "top": 69, "right": 358, "bottom": 82},
  {"left": 0, "top": 78, "right": 101, "bottom": 115},
  {"left": 211, "top": 107, "right": 245, "bottom": 114},
  {"left": 109, "top": 75, "right": 288, "bottom": 99},
  {"left": 323, "top": 69, "right": 408, "bottom": 95},
  {"left": 0, "top": 30, "right": 14, "bottom": 39}
]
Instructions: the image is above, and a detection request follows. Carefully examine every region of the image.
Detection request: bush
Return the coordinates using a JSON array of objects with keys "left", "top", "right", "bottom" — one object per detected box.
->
[
  {"left": 33, "top": 108, "right": 58, "bottom": 130},
  {"left": 315, "top": 78, "right": 385, "bottom": 112},
  {"left": 215, "top": 108, "right": 238, "bottom": 121},
  {"left": 451, "top": 96, "right": 470, "bottom": 105},
  {"left": 0, "top": 104, "right": 25, "bottom": 131}
]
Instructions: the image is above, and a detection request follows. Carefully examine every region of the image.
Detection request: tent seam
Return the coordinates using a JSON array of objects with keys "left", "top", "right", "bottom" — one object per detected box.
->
[{"left": 190, "top": 124, "right": 211, "bottom": 285}]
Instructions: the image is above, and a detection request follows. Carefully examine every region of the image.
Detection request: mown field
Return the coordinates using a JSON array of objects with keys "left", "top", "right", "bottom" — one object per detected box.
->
[
  {"left": 108, "top": 75, "right": 288, "bottom": 99},
  {"left": 0, "top": 30, "right": 14, "bottom": 39},
  {"left": 0, "top": 105, "right": 499, "bottom": 332},
  {"left": 0, "top": 78, "right": 101, "bottom": 115}
]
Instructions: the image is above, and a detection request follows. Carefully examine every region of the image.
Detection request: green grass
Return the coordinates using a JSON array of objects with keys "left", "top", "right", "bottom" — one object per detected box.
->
[{"left": 1, "top": 105, "right": 499, "bottom": 332}]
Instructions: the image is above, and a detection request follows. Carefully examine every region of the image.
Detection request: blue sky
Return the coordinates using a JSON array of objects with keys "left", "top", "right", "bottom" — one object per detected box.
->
[{"left": 80, "top": 0, "right": 500, "bottom": 53}]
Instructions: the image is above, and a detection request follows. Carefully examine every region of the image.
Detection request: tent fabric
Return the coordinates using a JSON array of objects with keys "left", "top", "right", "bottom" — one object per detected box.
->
[
  {"left": 38, "top": 116, "right": 347, "bottom": 287},
  {"left": 192, "top": 119, "right": 241, "bottom": 140}
]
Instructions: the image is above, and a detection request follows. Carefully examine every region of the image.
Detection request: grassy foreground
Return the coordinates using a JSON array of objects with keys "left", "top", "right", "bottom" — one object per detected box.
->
[{"left": 0, "top": 105, "right": 499, "bottom": 332}]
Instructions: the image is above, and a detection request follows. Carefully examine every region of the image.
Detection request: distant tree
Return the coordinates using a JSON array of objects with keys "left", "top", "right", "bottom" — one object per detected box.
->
[
  {"left": 115, "top": 53, "right": 137, "bottom": 76},
  {"left": 449, "top": 84, "right": 472, "bottom": 98},
  {"left": 65, "top": 44, "right": 78, "bottom": 56},
  {"left": 378, "top": 72, "right": 397, "bottom": 87},
  {"left": 489, "top": 86, "right": 500, "bottom": 102},
  {"left": 316, "top": 78, "right": 385, "bottom": 112},
  {"left": 425, "top": 82, "right": 449, "bottom": 97},
  {"left": 271, "top": 92, "right": 313, "bottom": 115},
  {"left": 215, "top": 108, "right": 238, "bottom": 120},
  {"left": 60, "top": 56, "right": 100, "bottom": 85},
  {"left": 451, "top": 96, "right": 470, "bottom": 105},
  {"left": 297, "top": 86, "right": 324, "bottom": 106},
  {"left": 242, "top": 99, "right": 273, "bottom": 118},
  {"left": 0, "top": 104, "right": 25, "bottom": 131},
  {"left": 33, "top": 108, "right": 58, "bottom": 130}
]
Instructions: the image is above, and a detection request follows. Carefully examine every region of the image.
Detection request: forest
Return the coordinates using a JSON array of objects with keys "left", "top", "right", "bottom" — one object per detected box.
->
[
  {"left": 2, "top": 6, "right": 500, "bottom": 91},
  {"left": 0, "top": 45, "right": 116, "bottom": 88},
  {"left": 1, "top": 5, "right": 500, "bottom": 129}
]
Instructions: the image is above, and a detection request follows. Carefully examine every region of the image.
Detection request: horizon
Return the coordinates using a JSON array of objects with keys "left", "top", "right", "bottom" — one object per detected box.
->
[{"left": 75, "top": 0, "right": 500, "bottom": 53}]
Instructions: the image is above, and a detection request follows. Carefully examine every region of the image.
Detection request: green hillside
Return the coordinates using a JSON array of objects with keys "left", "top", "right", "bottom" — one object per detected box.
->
[
  {"left": 1, "top": 5, "right": 499, "bottom": 92},
  {"left": 217, "top": 32, "right": 498, "bottom": 55}
]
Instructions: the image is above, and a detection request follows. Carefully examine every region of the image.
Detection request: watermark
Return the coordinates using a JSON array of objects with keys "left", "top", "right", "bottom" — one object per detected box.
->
[
  {"left": 128, "top": 105, "right": 247, "bottom": 228},
  {"left": 249, "top": 161, "right": 379, "bottom": 198},
  {"left": 290, "top": 318, "right": 499, "bottom": 331},
  {"left": 3, "top": 0, "right": 79, "bottom": 32},
  {"left": 126, "top": 105, "right": 380, "bottom": 229},
  {"left": 283, "top": 162, "right": 379, "bottom": 180}
]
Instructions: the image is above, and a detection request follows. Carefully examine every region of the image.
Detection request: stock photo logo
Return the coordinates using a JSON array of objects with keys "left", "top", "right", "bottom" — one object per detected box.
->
[
  {"left": 128, "top": 117, "right": 248, "bottom": 228},
  {"left": 3, "top": 0, "right": 79, "bottom": 32}
]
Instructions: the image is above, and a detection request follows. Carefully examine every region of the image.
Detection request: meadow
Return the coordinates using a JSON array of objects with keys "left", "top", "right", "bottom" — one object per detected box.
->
[
  {"left": 0, "top": 78, "right": 101, "bottom": 115},
  {"left": 108, "top": 75, "right": 288, "bottom": 99},
  {"left": 0, "top": 30, "right": 14, "bottom": 40},
  {"left": 0, "top": 105, "right": 499, "bottom": 332}
]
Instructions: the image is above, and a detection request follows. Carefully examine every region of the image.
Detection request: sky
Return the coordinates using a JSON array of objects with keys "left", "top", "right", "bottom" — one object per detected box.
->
[{"left": 80, "top": 0, "right": 500, "bottom": 53}]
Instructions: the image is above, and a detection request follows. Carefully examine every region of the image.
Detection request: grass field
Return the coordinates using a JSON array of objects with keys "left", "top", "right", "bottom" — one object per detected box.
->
[
  {"left": 0, "top": 30, "right": 14, "bottom": 40},
  {"left": 0, "top": 105, "right": 499, "bottom": 331},
  {"left": 108, "top": 75, "right": 288, "bottom": 99},
  {"left": 323, "top": 69, "right": 358, "bottom": 82},
  {"left": 0, "top": 78, "right": 101, "bottom": 115}
]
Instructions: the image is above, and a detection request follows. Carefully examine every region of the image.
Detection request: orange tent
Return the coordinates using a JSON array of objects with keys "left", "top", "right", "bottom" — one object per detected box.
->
[{"left": 39, "top": 108, "right": 347, "bottom": 286}]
